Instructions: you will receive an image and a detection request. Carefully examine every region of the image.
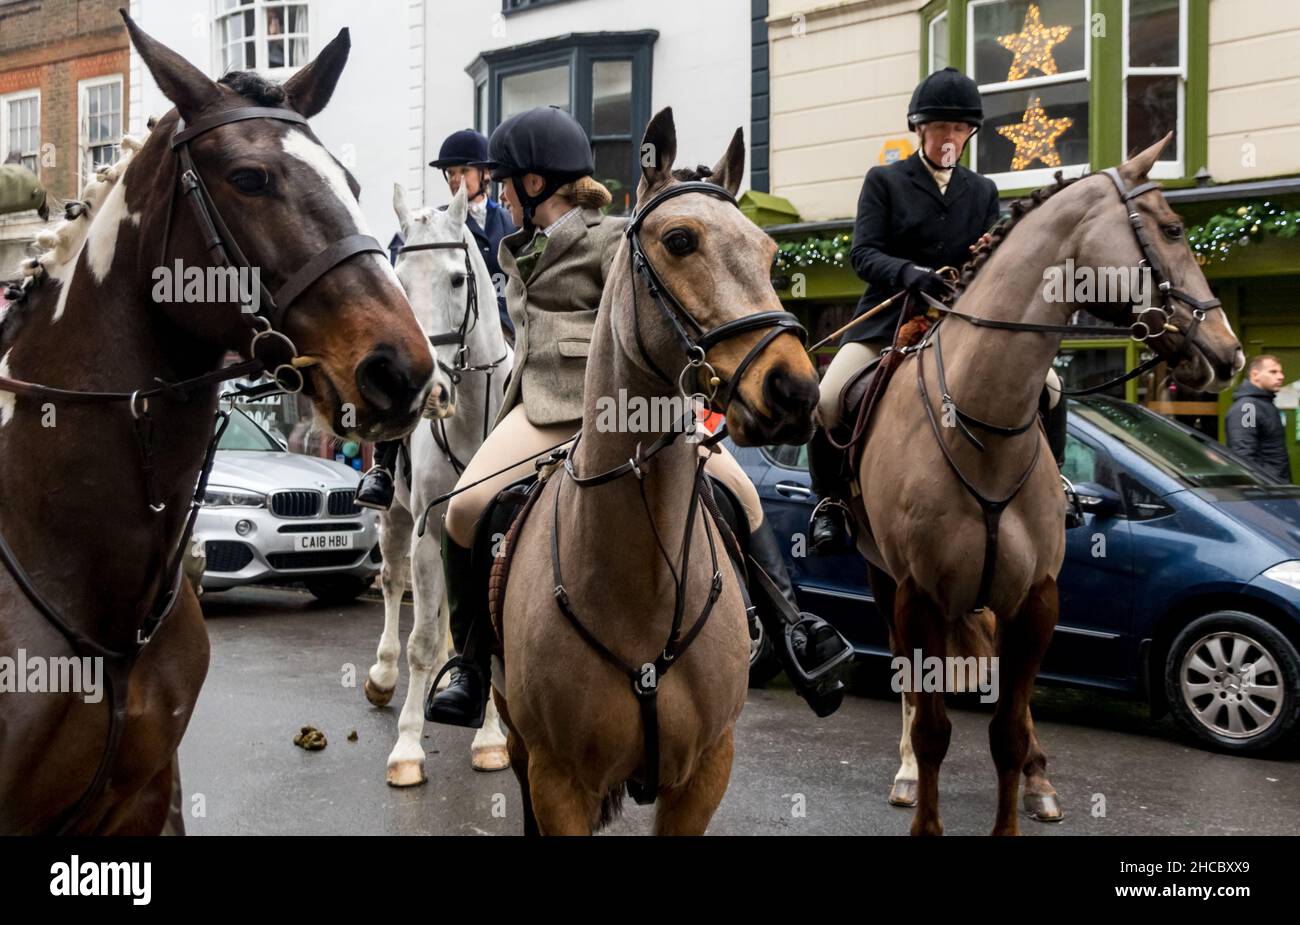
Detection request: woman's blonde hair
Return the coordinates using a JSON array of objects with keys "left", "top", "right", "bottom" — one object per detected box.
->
[{"left": 555, "top": 175, "right": 612, "bottom": 210}]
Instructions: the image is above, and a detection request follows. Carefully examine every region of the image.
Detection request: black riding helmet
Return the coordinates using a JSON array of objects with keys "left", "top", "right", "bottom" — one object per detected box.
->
[
  {"left": 429, "top": 129, "right": 490, "bottom": 168},
  {"left": 907, "top": 67, "right": 984, "bottom": 129},
  {"left": 476, "top": 106, "right": 594, "bottom": 229}
]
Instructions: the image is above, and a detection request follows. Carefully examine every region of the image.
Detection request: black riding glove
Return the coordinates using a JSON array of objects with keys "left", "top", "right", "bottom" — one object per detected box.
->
[{"left": 899, "top": 264, "right": 954, "bottom": 301}]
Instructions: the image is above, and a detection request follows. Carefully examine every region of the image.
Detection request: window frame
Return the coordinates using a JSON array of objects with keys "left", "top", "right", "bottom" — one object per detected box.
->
[
  {"left": 468, "top": 31, "right": 656, "bottom": 214},
  {"left": 0, "top": 89, "right": 41, "bottom": 177},
  {"left": 928, "top": 10, "right": 950, "bottom": 72},
  {"left": 967, "top": 0, "right": 1093, "bottom": 189},
  {"left": 924, "top": 0, "right": 1206, "bottom": 192},
  {"left": 77, "top": 76, "right": 123, "bottom": 184},
  {"left": 212, "top": 0, "right": 311, "bottom": 76},
  {"left": 1121, "top": 0, "right": 1186, "bottom": 180}
]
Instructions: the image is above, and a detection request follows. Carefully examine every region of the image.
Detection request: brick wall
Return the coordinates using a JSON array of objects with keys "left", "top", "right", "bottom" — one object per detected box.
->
[{"left": 0, "top": 0, "right": 129, "bottom": 204}]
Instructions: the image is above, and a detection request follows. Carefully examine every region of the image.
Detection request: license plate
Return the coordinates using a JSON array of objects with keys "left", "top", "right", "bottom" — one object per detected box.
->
[{"left": 295, "top": 532, "right": 355, "bottom": 552}]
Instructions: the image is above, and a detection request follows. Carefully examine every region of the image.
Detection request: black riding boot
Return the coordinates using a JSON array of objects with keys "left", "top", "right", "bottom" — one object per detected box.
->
[
  {"left": 356, "top": 440, "right": 401, "bottom": 511},
  {"left": 424, "top": 528, "right": 490, "bottom": 728},
  {"left": 745, "top": 517, "right": 854, "bottom": 717},
  {"left": 807, "top": 427, "right": 854, "bottom": 555}
]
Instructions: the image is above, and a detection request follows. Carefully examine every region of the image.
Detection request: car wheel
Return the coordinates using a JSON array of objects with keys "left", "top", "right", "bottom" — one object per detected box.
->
[
  {"left": 305, "top": 575, "right": 373, "bottom": 605},
  {"left": 1164, "top": 610, "right": 1300, "bottom": 754},
  {"left": 748, "top": 613, "right": 784, "bottom": 688}
]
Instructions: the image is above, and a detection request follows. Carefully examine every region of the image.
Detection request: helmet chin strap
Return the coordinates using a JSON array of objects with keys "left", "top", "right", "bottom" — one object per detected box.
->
[{"left": 516, "top": 174, "right": 568, "bottom": 231}]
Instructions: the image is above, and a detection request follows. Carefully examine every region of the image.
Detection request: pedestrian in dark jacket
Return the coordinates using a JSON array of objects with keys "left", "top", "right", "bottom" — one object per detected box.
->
[{"left": 1226, "top": 354, "right": 1292, "bottom": 482}]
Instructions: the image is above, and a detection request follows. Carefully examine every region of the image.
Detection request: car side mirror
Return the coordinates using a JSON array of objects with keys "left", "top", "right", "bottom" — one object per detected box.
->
[{"left": 1073, "top": 481, "right": 1123, "bottom": 518}]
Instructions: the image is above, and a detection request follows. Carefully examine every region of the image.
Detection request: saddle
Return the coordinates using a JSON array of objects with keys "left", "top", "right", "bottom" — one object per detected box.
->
[{"left": 830, "top": 307, "right": 936, "bottom": 470}]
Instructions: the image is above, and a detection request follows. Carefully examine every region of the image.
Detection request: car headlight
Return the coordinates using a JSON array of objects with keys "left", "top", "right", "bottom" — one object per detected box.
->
[
  {"left": 1261, "top": 560, "right": 1300, "bottom": 591},
  {"left": 202, "top": 485, "right": 266, "bottom": 508}
]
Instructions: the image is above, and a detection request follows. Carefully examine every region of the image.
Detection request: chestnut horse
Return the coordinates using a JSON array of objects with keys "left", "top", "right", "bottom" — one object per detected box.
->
[
  {"left": 495, "top": 109, "right": 820, "bottom": 834},
  {"left": 854, "top": 136, "right": 1243, "bottom": 835},
  {"left": 0, "top": 15, "right": 433, "bottom": 834}
]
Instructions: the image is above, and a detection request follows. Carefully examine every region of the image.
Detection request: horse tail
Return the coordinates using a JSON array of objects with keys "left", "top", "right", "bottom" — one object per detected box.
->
[
  {"left": 596, "top": 784, "right": 626, "bottom": 831},
  {"left": 945, "top": 607, "right": 997, "bottom": 693}
]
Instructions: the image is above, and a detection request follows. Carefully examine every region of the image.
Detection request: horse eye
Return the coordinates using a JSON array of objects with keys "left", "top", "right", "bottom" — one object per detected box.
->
[
  {"left": 229, "top": 168, "right": 269, "bottom": 195},
  {"left": 1163, "top": 223, "right": 1184, "bottom": 240},
  {"left": 450, "top": 273, "right": 466, "bottom": 288},
  {"left": 663, "top": 229, "right": 696, "bottom": 256}
]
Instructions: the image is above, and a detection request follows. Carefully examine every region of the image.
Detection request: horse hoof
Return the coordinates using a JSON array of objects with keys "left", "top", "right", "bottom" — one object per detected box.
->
[
  {"left": 1024, "top": 791, "right": 1064, "bottom": 822},
  {"left": 471, "top": 744, "right": 510, "bottom": 772},
  {"left": 364, "top": 678, "right": 395, "bottom": 707},
  {"left": 386, "top": 760, "right": 426, "bottom": 787},
  {"left": 888, "top": 779, "right": 918, "bottom": 807}
]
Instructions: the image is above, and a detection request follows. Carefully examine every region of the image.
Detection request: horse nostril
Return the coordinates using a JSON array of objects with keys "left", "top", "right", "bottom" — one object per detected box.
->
[
  {"left": 355, "top": 350, "right": 414, "bottom": 414},
  {"left": 763, "top": 366, "right": 819, "bottom": 418}
]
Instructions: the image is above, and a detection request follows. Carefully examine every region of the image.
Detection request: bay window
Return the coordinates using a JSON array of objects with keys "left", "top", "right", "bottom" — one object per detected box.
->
[{"left": 215, "top": 0, "right": 309, "bottom": 73}]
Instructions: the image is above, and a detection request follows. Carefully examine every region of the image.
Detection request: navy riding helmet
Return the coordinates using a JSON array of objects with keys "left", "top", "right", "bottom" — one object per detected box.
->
[
  {"left": 429, "top": 129, "right": 491, "bottom": 169},
  {"left": 476, "top": 106, "right": 594, "bottom": 227},
  {"left": 907, "top": 66, "right": 985, "bottom": 129}
]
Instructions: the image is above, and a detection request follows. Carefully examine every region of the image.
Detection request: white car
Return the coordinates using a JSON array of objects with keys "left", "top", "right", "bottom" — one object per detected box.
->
[{"left": 195, "top": 410, "right": 382, "bottom": 603}]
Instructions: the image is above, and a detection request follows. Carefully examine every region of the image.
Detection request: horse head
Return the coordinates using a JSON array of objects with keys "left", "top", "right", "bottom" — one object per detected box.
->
[
  {"left": 124, "top": 14, "right": 434, "bottom": 441},
  {"left": 615, "top": 107, "right": 820, "bottom": 446},
  {"left": 1073, "top": 133, "right": 1244, "bottom": 392}
]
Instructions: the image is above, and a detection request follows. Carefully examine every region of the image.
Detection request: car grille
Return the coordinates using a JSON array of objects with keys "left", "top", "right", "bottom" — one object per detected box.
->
[
  {"left": 271, "top": 490, "right": 321, "bottom": 518},
  {"left": 267, "top": 550, "right": 363, "bottom": 570},
  {"left": 205, "top": 541, "right": 254, "bottom": 572},
  {"left": 277, "top": 522, "right": 363, "bottom": 534},
  {"left": 328, "top": 489, "right": 359, "bottom": 516}
]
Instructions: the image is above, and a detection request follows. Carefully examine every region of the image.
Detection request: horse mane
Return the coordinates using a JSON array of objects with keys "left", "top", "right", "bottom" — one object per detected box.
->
[
  {"left": 218, "top": 70, "right": 287, "bottom": 107},
  {"left": 953, "top": 170, "right": 1083, "bottom": 296},
  {"left": 671, "top": 165, "right": 714, "bottom": 182},
  {"left": 2, "top": 123, "right": 151, "bottom": 347}
]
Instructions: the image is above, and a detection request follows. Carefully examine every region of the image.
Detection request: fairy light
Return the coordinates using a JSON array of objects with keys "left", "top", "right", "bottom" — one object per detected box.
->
[
  {"left": 996, "top": 96, "right": 1073, "bottom": 170},
  {"left": 997, "top": 3, "right": 1073, "bottom": 82}
]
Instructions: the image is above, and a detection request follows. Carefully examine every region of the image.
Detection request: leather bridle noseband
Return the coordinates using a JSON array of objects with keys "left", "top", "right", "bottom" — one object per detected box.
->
[
  {"left": 906, "top": 167, "right": 1225, "bottom": 611},
  {"left": 397, "top": 237, "right": 506, "bottom": 473},
  {"left": 0, "top": 104, "right": 388, "bottom": 834}
]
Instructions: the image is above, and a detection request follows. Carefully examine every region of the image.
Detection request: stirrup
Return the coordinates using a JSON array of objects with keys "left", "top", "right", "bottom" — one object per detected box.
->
[
  {"left": 424, "top": 655, "right": 488, "bottom": 727},
  {"left": 809, "top": 497, "right": 855, "bottom": 547},
  {"left": 783, "top": 614, "right": 855, "bottom": 686},
  {"left": 1060, "top": 474, "right": 1084, "bottom": 530}
]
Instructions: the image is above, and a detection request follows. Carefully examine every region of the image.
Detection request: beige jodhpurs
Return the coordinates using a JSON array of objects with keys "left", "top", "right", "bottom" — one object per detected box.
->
[
  {"left": 444, "top": 404, "right": 765, "bottom": 547},
  {"left": 816, "top": 340, "right": 1062, "bottom": 430}
]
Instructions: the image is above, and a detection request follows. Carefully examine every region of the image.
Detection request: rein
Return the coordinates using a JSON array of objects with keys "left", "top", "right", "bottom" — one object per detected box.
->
[
  {"left": 0, "top": 103, "right": 383, "bottom": 834},
  {"left": 398, "top": 238, "right": 507, "bottom": 473}
]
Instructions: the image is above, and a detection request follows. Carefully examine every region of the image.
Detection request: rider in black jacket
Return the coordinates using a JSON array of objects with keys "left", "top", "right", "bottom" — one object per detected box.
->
[{"left": 808, "top": 68, "right": 1067, "bottom": 553}]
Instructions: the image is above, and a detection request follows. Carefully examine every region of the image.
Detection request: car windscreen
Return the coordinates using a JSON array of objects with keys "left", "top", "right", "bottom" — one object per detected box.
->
[
  {"left": 1071, "top": 398, "right": 1267, "bottom": 488},
  {"left": 218, "top": 410, "right": 282, "bottom": 452}
]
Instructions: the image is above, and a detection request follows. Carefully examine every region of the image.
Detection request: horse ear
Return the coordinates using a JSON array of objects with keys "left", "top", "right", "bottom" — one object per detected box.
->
[
  {"left": 639, "top": 107, "right": 677, "bottom": 194},
  {"left": 283, "top": 28, "right": 350, "bottom": 119},
  {"left": 393, "top": 183, "right": 412, "bottom": 238},
  {"left": 447, "top": 183, "right": 468, "bottom": 229},
  {"left": 711, "top": 127, "right": 746, "bottom": 197},
  {"left": 121, "top": 10, "right": 220, "bottom": 121},
  {"left": 1121, "top": 131, "right": 1172, "bottom": 182}
]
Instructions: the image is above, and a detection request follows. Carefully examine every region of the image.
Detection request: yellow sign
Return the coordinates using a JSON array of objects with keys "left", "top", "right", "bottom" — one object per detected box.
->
[{"left": 878, "top": 138, "right": 915, "bottom": 165}]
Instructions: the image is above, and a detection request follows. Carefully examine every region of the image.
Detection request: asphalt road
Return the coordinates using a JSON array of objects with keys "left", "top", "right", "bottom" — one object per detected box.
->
[{"left": 178, "top": 586, "right": 1299, "bottom": 836}]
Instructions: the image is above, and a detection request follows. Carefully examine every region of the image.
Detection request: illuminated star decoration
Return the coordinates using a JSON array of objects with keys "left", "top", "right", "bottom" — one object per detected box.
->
[
  {"left": 996, "top": 96, "right": 1073, "bottom": 169},
  {"left": 997, "top": 3, "right": 1073, "bottom": 81}
]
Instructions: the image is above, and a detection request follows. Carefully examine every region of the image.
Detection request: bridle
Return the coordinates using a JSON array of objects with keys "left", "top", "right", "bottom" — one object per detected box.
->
[
  {"left": 0, "top": 104, "right": 386, "bottom": 834},
  {"left": 397, "top": 237, "right": 506, "bottom": 473},
  {"left": 905, "top": 167, "right": 1224, "bottom": 611}
]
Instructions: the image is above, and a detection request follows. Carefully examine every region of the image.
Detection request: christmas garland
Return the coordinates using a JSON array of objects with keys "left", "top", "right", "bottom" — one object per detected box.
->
[
  {"left": 768, "top": 201, "right": 1299, "bottom": 277},
  {"left": 1186, "top": 201, "right": 1300, "bottom": 264}
]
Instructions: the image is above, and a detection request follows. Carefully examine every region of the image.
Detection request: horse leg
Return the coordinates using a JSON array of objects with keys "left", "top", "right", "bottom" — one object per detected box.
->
[
  {"left": 1022, "top": 709, "right": 1063, "bottom": 821},
  {"left": 896, "top": 577, "right": 950, "bottom": 836},
  {"left": 654, "top": 729, "right": 735, "bottom": 836},
  {"left": 495, "top": 693, "right": 538, "bottom": 836},
  {"left": 365, "top": 511, "right": 409, "bottom": 707},
  {"left": 384, "top": 523, "right": 441, "bottom": 787},
  {"left": 989, "top": 576, "right": 1058, "bottom": 836},
  {"left": 471, "top": 671, "right": 510, "bottom": 771},
  {"left": 870, "top": 564, "right": 919, "bottom": 808},
  {"left": 527, "top": 750, "right": 598, "bottom": 836},
  {"left": 159, "top": 751, "right": 186, "bottom": 835}
]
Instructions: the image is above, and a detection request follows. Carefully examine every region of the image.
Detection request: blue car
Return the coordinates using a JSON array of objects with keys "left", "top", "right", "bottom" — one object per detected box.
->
[{"left": 731, "top": 396, "right": 1300, "bottom": 755}]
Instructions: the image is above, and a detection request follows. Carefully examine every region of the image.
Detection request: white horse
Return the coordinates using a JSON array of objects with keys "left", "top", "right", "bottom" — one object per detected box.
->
[{"left": 364, "top": 183, "right": 513, "bottom": 784}]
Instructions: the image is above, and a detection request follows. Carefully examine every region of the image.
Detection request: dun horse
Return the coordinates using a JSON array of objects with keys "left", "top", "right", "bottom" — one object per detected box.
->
[
  {"left": 854, "top": 136, "right": 1243, "bottom": 835},
  {"left": 0, "top": 15, "right": 433, "bottom": 834},
  {"left": 494, "top": 109, "right": 820, "bottom": 834},
  {"left": 365, "top": 183, "right": 514, "bottom": 780}
]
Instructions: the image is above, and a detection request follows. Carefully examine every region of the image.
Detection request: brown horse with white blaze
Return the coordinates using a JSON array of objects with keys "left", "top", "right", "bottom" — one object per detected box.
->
[
  {"left": 854, "top": 136, "right": 1243, "bottom": 836},
  {"left": 0, "top": 15, "right": 432, "bottom": 834}
]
